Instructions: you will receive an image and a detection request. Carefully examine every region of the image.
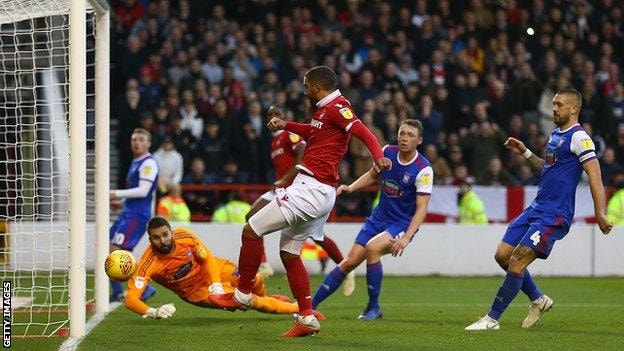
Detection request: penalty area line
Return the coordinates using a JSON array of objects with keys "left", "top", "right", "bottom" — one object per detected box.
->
[{"left": 58, "top": 301, "right": 122, "bottom": 351}]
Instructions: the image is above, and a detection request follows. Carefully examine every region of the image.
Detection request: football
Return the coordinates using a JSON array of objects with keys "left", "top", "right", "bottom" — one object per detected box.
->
[{"left": 105, "top": 250, "right": 137, "bottom": 281}]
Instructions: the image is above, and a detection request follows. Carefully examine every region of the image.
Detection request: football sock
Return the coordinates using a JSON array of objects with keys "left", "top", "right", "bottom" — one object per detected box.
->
[
  {"left": 312, "top": 266, "right": 346, "bottom": 308},
  {"left": 488, "top": 272, "right": 524, "bottom": 320},
  {"left": 237, "top": 234, "right": 264, "bottom": 294},
  {"left": 318, "top": 236, "right": 344, "bottom": 264},
  {"left": 110, "top": 280, "right": 123, "bottom": 297},
  {"left": 140, "top": 284, "right": 156, "bottom": 301},
  {"left": 521, "top": 269, "right": 542, "bottom": 301},
  {"left": 366, "top": 261, "right": 383, "bottom": 309},
  {"left": 282, "top": 256, "right": 313, "bottom": 316}
]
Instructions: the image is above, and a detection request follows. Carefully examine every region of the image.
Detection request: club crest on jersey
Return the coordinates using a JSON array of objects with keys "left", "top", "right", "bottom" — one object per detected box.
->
[
  {"left": 402, "top": 173, "right": 412, "bottom": 184},
  {"left": 544, "top": 149, "right": 557, "bottom": 166},
  {"left": 339, "top": 107, "right": 354, "bottom": 119},
  {"left": 382, "top": 179, "right": 404, "bottom": 197},
  {"left": 311, "top": 119, "right": 323, "bottom": 129}
]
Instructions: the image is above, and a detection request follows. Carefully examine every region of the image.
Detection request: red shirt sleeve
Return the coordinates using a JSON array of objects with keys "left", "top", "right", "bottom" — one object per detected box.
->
[
  {"left": 284, "top": 121, "right": 311, "bottom": 139},
  {"left": 349, "top": 122, "right": 383, "bottom": 161}
]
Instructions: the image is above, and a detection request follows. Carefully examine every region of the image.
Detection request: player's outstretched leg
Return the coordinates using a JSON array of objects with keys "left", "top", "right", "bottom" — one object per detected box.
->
[
  {"left": 281, "top": 252, "right": 320, "bottom": 337},
  {"left": 312, "top": 266, "right": 349, "bottom": 308},
  {"left": 358, "top": 261, "right": 383, "bottom": 321},
  {"left": 522, "top": 294, "right": 553, "bottom": 328},
  {"left": 317, "top": 236, "right": 356, "bottom": 296},
  {"left": 209, "top": 224, "right": 263, "bottom": 311}
]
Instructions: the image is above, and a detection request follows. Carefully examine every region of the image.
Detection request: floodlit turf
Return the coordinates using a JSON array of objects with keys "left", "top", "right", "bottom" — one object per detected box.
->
[{"left": 12, "top": 276, "right": 624, "bottom": 351}]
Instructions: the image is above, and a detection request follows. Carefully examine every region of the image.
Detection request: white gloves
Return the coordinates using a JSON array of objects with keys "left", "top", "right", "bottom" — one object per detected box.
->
[
  {"left": 208, "top": 282, "right": 224, "bottom": 295},
  {"left": 143, "top": 303, "right": 176, "bottom": 319}
]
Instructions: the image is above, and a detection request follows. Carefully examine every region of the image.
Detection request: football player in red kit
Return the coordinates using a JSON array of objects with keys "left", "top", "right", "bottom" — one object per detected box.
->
[
  {"left": 210, "top": 66, "right": 392, "bottom": 337},
  {"left": 248, "top": 112, "right": 356, "bottom": 296}
]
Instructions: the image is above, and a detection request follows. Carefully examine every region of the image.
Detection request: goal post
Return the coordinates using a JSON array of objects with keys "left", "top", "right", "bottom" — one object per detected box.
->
[{"left": 0, "top": 0, "right": 109, "bottom": 339}]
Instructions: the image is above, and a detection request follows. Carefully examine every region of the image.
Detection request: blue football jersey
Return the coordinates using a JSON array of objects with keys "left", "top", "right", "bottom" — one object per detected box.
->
[
  {"left": 122, "top": 154, "right": 159, "bottom": 217},
  {"left": 371, "top": 145, "right": 434, "bottom": 225},
  {"left": 530, "top": 124, "right": 596, "bottom": 219}
]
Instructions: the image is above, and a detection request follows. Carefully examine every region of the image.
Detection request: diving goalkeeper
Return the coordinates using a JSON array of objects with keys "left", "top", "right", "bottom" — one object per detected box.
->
[{"left": 124, "top": 216, "right": 300, "bottom": 319}]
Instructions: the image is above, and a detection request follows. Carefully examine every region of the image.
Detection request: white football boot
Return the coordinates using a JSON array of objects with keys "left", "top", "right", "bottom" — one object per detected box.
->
[
  {"left": 522, "top": 294, "right": 553, "bottom": 328},
  {"left": 465, "top": 315, "right": 500, "bottom": 330}
]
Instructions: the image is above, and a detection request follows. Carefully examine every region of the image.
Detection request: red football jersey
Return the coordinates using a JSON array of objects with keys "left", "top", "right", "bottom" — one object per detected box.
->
[
  {"left": 270, "top": 130, "right": 305, "bottom": 181},
  {"left": 297, "top": 91, "right": 361, "bottom": 185}
]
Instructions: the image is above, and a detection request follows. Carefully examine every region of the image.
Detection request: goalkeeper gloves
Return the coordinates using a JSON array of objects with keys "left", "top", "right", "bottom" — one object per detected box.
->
[
  {"left": 208, "top": 282, "right": 224, "bottom": 295},
  {"left": 143, "top": 303, "right": 176, "bottom": 319}
]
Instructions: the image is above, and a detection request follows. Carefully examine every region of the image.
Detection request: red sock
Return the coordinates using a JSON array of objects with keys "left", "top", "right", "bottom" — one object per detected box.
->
[
  {"left": 319, "top": 236, "right": 343, "bottom": 264},
  {"left": 282, "top": 255, "right": 313, "bottom": 316},
  {"left": 237, "top": 235, "right": 264, "bottom": 294}
]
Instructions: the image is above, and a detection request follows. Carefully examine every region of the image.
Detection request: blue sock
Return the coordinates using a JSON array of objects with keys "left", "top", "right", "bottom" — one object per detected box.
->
[
  {"left": 521, "top": 269, "right": 542, "bottom": 301},
  {"left": 111, "top": 280, "right": 123, "bottom": 297},
  {"left": 312, "top": 266, "right": 346, "bottom": 309},
  {"left": 488, "top": 272, "right": 524, "bottom": 320},
  {"left": 366, "top": 261, "right": 383, "bottom": 309},
  {"left": 141, "top": 284, "right": 156, "bottom": 301}
]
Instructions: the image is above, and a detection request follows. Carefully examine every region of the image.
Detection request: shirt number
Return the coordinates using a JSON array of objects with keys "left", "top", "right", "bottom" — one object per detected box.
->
[{"left": 530, "top": 231, "right": 541, "bottom": 246}]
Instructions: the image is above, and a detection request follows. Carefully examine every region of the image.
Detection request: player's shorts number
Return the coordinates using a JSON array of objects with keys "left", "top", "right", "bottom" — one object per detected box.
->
[
  {"left": 530, "top": 231, "right": 541, "bottom": 246},
  {"left": 112, "top": 233, "right": 125, "bottom": 246}
]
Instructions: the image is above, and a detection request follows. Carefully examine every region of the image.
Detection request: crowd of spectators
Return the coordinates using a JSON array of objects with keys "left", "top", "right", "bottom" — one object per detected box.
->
[{"left": 111, "top": 0, "right": 624, "bottom": 216}]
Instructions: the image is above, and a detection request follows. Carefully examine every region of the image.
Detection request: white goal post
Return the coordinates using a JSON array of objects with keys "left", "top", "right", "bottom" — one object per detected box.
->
[{"left": 0, "top": 0, "right": 109, "bottom": 339}]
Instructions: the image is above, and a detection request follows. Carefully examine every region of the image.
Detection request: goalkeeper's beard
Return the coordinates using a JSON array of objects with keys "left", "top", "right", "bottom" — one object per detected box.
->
[{"left": 156, "top": 244, "right": 172, "bottom": 254}]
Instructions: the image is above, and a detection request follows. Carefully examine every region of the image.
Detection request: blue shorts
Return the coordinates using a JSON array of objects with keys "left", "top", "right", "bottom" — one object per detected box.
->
[
  {"left": 354, "top": 217, "right": 408, "bottom": 247},
  {"left": 109, "top": 211, "right": 150, "bottom": 250},
  {"left": 502, "top": 207, "right": 571, "bottom": 259}
]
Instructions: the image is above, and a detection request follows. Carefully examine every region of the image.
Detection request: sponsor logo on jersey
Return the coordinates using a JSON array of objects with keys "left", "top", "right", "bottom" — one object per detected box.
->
[
  {"left": 339, "top": 107, "right": 354, "bottom": 119},
  {"left": 311, "top": 119, "right": 323, "bottom": 129},
  {"left": 173, "top": 262, "right": 193, "bottom": 280},
  {"left": 382, "top": 179, "right": 404, "bottom": 197},
  {"left": 545, "top": 149, "right": 557, "bottom": 166}
]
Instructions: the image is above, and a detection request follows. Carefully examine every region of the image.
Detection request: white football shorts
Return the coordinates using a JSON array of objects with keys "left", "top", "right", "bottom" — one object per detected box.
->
[{"left": 248, "top": 173, "right": 336, "bottom": 255}]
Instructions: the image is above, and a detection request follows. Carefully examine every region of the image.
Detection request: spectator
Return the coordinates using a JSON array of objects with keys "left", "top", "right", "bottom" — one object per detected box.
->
[
  {"left": 600, "top": 147, "right": 622, "bottom": 187},
  {"left": 181, "top": 158, "right": 216, "bottom": 214},
  {"left": 156, "top": 184, "right": 191, "bottom": 223},
  {"left": 212, "top": 192, "right": 251, "bottom": 223},
  {"left": 476, "top": 157, "right": 516, "bottom": 186},
  {"left": 153, "top": 137, "right": 184, "bottom": 193},
  {"left": 415, "top": 95, "right": 443, "bottom": 146},
  {"left": 457, "top": 182, "right": 488, "bottom": 224},
  {"left": 424, "top": 144, "right": 452, "bottom": 185}
]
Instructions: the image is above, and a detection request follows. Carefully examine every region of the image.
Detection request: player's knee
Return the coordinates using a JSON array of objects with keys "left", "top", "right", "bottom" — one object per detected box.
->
[
  {"left": 340, "top": 257, "right": 357, "bottom": 272},
  {"left": 242, "top": 224, "right": 260, "bottom": 238},
  {"left": 494, "top": 251, "right": 509, "bottom": 268},
  {"left": 279, "top": 250, "right": 298, "bottom": 263}
]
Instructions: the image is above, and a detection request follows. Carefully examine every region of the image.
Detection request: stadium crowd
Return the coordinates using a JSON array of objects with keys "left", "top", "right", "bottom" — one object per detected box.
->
[{"left": 110, "top": 0, "right": 624, "bottom": 216}]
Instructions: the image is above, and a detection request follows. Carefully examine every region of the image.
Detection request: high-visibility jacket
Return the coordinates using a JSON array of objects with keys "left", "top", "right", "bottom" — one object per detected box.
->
[
  {"left": 459, "top": 190, "right": 488, "bottom": 224},
  {"left": 212, "top": 200, "right": 251, "bottom": 223},
  {"left": 607, "top": 189, "right": 624, "bottom": 225},
  {"left": 156, "top": 195, "right": 191, "bottom": 223}
]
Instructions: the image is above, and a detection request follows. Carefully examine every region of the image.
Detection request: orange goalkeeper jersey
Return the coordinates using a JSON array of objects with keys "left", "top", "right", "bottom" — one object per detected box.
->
[{"left": 125, "top": 228, "right": 229, "bottom": 315}]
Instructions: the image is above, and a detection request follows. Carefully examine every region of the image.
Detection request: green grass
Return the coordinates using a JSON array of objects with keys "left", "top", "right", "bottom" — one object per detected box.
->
[{"left": 11, "top": 276, "right": 624, "bottom": 351}]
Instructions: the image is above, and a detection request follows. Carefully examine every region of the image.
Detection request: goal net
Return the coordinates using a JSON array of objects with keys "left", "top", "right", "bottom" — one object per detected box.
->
[{"left": 0, "top": 0, "right": 109, "bottom": 339}]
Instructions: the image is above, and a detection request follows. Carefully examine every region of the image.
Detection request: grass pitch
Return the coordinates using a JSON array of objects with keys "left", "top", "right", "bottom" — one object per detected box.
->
[{"left": 11, "top": 276, "right": 624, "bottom": 351}]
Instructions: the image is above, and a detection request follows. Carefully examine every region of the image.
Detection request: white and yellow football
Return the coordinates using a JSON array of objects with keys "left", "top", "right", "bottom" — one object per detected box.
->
[{"left": 105, "top": 250, "right": 137, "bottom": 281}]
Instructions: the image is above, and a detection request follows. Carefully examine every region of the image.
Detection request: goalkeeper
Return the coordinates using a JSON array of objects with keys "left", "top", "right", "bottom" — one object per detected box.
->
[{"left": 124, "top": 217, "right": 299, "bottom": 319}]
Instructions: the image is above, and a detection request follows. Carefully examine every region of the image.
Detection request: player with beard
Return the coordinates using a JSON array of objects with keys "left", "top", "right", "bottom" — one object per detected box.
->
[
  {"left": 124, "top": 217, "right": 301, "bottom": 319},
  {"left": 466, "top": 89, "right": 613, "bottom": 330}
]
